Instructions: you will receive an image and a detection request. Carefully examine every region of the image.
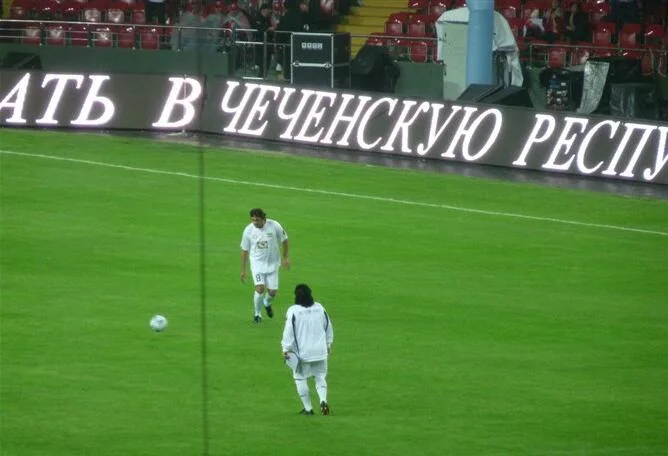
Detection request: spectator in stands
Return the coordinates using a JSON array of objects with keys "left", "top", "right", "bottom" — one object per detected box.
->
[
  {"left": 252, "top": 3, "right": 276, "bottom": 77},
  {"left": 564, "top": 2, "right": 590, "bottom": 43},
  {"left": 171, "top": 3, "right": 205, "bottom": 51},
  {"left": 146, "top": 0, "right": 167, "bottom": 24},
  {"left": 543, "top": 0, "right": 559, "bottom": 20},
  {"left": 523, "top": 9, "right": 545, "bottom": 39},
  {"left": 542, "top": 3, "right": 563, "bottom": 43},
  {"left": 275, "top": 0, "right": 306, "bottom": 80},
  {"left": 238, "top": 0, "right": 254, "bottom": 17},
  {"left": 304, "top": 0, "right": 320, "bottom": 31},
  {"left": 609, "top": 0, "right": 641, "bottom": 29}
]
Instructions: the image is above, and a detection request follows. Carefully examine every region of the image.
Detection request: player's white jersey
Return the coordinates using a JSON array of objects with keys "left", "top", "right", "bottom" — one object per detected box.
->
[
  {"left": 240, "top": 219, "right": 288, "bottom": 274},
  {"left": 281, "top": 302, "right": 333, "bottom": 363}
]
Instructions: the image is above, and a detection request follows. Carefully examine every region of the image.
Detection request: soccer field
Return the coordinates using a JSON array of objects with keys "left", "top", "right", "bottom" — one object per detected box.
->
[{"left": 1, "top": 128, "right": 667, "bottom": 456}]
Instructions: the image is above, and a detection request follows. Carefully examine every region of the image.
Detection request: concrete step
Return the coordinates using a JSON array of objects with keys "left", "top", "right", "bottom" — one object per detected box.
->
[
  {"left": 350, "top": 5, "right": 414, "bottom": 18},
  {"left": 343, "top": 15, "right": 387, "bottom": 26},
  {"left": 336, "top": 24, "right": 380, "bottom": 36},
  {"left": 360, "top": 0, "right": 410, "bottom": 7}
]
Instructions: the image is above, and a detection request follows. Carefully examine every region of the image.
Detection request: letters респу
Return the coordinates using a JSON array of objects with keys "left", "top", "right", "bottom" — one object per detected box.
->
[{"left": 514, "top": 113, "right": 668, "bottom": 181}]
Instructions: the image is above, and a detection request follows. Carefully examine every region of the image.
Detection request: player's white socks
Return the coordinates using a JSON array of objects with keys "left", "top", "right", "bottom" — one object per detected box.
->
[
  {"left": 264, "top": 294, "right": 274, "bottom": 308},
  {"left": 315, "top": 375, "right": 328, "bottom": 403},
  {"left": 253, "top": 291, "right": 263, "bottom": 316},
  {"left": 295, "top": 379, "right": 312, "bottom": 411}
]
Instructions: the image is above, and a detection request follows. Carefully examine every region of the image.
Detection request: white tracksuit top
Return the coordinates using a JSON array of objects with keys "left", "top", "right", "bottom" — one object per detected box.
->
[{"left": 281, "top": 302, "right": 334, "bottom": 362}]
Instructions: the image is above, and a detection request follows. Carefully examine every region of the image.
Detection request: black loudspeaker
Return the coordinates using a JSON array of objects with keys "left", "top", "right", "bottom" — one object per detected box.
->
[
  {"left": 457, "top": 84, "right": 503, "bottom": 103},
  {"left": 458, "top": 84, "right": 533, "bottom": 108},
  {"left": 0, "top": 52, "right": 42, "bottom": 70},
  {"left": 589, "top": 56, "right": 642, "bottom": 83},
  {"left": 609, "top": 83, "right": 659, "bottom": 120},
  {"left": 350, "top": 45, "right": 400, "bottom": 93}
]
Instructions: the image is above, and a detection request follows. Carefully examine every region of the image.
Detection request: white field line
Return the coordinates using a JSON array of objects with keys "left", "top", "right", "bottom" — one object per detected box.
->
[{"left": 1, "top": 149, "right": 667, "bottom": 238}]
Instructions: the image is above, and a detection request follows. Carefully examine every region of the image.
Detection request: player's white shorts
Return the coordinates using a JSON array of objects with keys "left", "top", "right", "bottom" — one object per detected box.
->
[
  {"left": 251, "top": 269, "right": 279, "bottom": 290},
  {"left": 294, "top": 359, "right": 328, "bottom": 380}
]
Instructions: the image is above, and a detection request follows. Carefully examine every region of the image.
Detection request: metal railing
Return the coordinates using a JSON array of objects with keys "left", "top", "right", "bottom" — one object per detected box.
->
[
  {"left": 2, "top": 18, "right": 666, "bottom": 78},
  {"left": 521, "top": 40, "right": 668, "bottom": 77}
]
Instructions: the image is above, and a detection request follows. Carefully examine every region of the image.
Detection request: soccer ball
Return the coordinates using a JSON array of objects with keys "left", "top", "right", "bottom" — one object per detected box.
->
[{"left": 150, "top": 315, "right": 168, "bottom": 332}]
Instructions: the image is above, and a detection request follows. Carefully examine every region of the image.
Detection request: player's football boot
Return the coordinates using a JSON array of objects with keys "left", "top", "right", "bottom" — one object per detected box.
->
[
  {"left": 253, "top": 315, "right": 262, "bottom": 324},
  {"left": 265, "top": 305, "right": 274, "bottom": 318},
  {"left": 299, "top": 409, "right": 314, "bottom": 416},
  {"left": 320, "top": 401, "right": 331, "bottom": 416}
]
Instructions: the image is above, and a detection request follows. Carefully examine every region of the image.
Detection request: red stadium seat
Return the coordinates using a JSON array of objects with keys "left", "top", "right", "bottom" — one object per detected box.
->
[
  {"left": 388, "top": 11, "right": 410, "bottom": 22},
  {"left": 392, "top": 38, "right": 411, "bottom": 59},
  {"left": 385, "top": 21, "right": 403, "bottom": 36},
  {"left": 60, "top": 0, "right": 84, "bottom": 20},
  {"left": 9, "top": 0, "right": 32, "bottom": 19},
  {"left": 593, "top": 22, "right": 614, "bottom": 46},
  {"left": 205, "top": 0, "right": 227, "bottom": 15},
  {"left": 22, "top": 24, "right": 42, "bottom": 45},
  {"left": 497, "top": 0, "right": 520, "bottom": 20},
  {"left": 83, "top": 4, "right": 103, "bottom": 22},
  {"left": 45, "top": 23, "right": 66, "bottom": 45},
  {"left": 408, "top": 14, "right": 430, "bottom": 37},
  {"left": 498, "top": 5, "right": 518, "bottom": 20},
  {"left": 428, "top": 0, "right": 447, "bottom": 17},
  {"left": 92, "top": 25, "right": 113, "bottom": 46},
  {"left": 409, "top": 40, "right": 429, "bottom": 62},
  {"left": 507, "top": 17, "right": 523, "bottom": 39},
  {"left": 33, "top": 0, "right": 59, "bottom": 19},
  {"left": 69, "top": 24, "right": 90, "bottom": 46},
  {"left": 69, "top": 24, "right": 89, "bottom": 46},
  {"left": 106, "top": 6, "right": 126, "bottom": 23},
  {"left": 116, "top": 25, "right": 136, "bottom": 47},
  {"left": 589, "top": 2, "right": 609, "bottom": 27},
  {"left": 139, "top": 26, "right": 161, "bottom": 49},
  {"left": 408, "top": 0, "right": 428, "bottom": 10},
  {"left": 385, "top": 13, "right": 408, "bottom": 36},
  {"left": 131, "top": 4, "right": 146, "bottom": 23},
  {"left": 618, "top": 23, "right": 641, "bottom": 50},
  {"left": 644, "top": 25, "right": 664, "bottom": 48}
]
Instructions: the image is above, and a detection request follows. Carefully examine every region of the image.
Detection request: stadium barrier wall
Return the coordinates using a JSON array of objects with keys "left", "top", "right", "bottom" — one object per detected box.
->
[
  {"left": 0, "top": 43, "right": 232, "bottom": 77},
  {"left": 0, "top": 44, "right": 444, "bottom": 100},
  {"left": 1, "top": 70, "right": 667, "bottom": 185}
]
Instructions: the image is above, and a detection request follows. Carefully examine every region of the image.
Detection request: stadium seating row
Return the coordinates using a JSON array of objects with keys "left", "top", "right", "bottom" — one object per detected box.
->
[
  {"left": 8, "top": 0, "right": 245, "bottom": 24},
  {"left": 405, "top": 0, "right": 667, "bottom": 26},
  {"left": 543, "top": 44, "right": 666, "bottom": 75},
  {"left": 378, "top": 12, "right": 668, "bottom": 48},
  {"left": 19, "top": 22, "right": 168, "bottom": 48}
]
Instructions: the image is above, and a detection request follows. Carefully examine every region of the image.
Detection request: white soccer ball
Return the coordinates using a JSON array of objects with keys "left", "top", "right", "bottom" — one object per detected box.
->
[{"left": 150, "top": 315, "right": 168, "bottom": 332}]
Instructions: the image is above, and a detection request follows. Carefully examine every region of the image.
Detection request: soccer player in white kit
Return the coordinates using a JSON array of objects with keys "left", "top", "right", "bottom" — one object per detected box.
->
[
  {"left": 281, "top": 284, "right": 334, "bottom": 416},
  {"left": 240, "top": 208, "right": 290, "bottom": 323}
]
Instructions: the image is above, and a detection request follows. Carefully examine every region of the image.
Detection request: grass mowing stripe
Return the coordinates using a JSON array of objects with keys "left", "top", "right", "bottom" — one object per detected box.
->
[{"left": 2, "top": 149, "right": 667, "bottom": 238}]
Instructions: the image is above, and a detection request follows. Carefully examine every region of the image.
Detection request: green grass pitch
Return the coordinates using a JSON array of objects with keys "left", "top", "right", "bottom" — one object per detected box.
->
[{"left": 1, "top": 128, "right": 667, "bottom": 456}]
